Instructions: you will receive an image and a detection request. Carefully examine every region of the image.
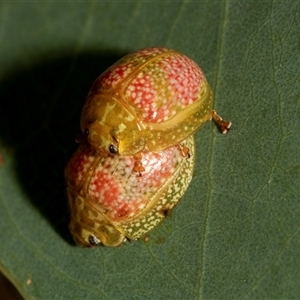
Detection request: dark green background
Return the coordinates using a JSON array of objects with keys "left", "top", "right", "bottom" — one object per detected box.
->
[{"left": 0, "top": 2, "right": 299, "bottom": 299}]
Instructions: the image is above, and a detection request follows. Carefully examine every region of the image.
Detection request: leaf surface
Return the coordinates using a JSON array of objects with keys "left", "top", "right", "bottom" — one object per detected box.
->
[{"left": 0, "top": 2, "right": 299, "bottom": 299}]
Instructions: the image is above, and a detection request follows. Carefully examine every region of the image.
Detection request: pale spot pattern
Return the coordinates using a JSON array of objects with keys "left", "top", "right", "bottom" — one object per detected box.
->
[
  {"left": 125, "top": 51, "right": 204, "bottom": 123},
  {"left": 65, "top": 146, "right": 95, "bottom": 186},
  {"left": 65, "top": 136, "right": 195, "bottom": 244},
  {"left": 89, "top": 47, "right": 205, "bottom": 124},
  {"left": 91, "top": 47, "right": 170, "bottom": 93},
  {"left": 88, "top": 147, "right": 178, "bottom": 220}
]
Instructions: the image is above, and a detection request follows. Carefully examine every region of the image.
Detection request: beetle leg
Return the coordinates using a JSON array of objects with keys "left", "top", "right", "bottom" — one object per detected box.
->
[
  {"left": 75, "top": 129, "right": 89, "bottom": 143},
  {"left": 176, "top": 144, "right": 190, "bottom": 158},
  {"left": 133, "top": 153, "right": 145, "bottom": 175},
  {"left": 212, "top": 110, "right": 232, "bottom": 134}
]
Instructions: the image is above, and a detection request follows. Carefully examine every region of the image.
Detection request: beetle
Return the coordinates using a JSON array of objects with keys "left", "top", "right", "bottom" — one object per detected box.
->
[
  {"left": 79, "top": 47, "right": 231, "bottom": 172},
  {"left": 65, "top": 135, "right": 195, "bottom": 247}
]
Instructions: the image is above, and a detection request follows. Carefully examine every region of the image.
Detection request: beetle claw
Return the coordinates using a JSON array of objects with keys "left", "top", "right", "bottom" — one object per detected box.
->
[
  {"left": 212, "top": 110, "right": 232, "bottom": 134},
  {"left": 176, "top": 144, "right": 190, "bottom": 158},
  {"left": 133, "top": 153, "right": 145, "bottom": 174}
]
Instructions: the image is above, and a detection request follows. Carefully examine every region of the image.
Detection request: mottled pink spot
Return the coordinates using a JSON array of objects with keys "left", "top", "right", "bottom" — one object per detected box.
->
[
  {"left": 133, "top": 47, "right": 169, "bottom": 58},
  {"left": 115, "top": 203, "right": 130, "bottom": 218},
  {"left": 127, "top": 74, "right": 162, "bottom": 122},
  {"left": 90, "top": 62, "right": 133, "bottom": 93},
  {"left": 139, "top": 150, "right": 175, "bottom": 188},
  {"left": 160, "top": 55, "right": 203, "bottom": 106},
  {"left": 67, "top": 148, "right": 93, "bottom": 186},
  {"left": 90, "top": 171, "right": 119, "bottom": 206},
  {"left": 89, "top": 168, "right": 147, "bottom": 221}
]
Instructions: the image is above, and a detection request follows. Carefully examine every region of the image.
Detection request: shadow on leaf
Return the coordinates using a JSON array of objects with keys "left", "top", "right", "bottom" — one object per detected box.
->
[{"left": 0, "top": 49, "right": 127, "bottom": 245}]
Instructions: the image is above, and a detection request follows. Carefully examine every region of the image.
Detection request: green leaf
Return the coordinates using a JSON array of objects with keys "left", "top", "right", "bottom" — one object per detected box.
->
[{"left": 1, "top": 1, "right": 299, "bottom": 299}]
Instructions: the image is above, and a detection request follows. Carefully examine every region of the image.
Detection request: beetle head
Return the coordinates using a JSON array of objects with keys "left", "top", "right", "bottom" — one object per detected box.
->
[
  {"left": 70, "top": 219, "right": 126, "bottom": 247},
  {"left": 68, "top": 197, "right": 126, "bottom": 247},
  {"left": 81, "top": 95, "right": 145, "bottom": 156}
]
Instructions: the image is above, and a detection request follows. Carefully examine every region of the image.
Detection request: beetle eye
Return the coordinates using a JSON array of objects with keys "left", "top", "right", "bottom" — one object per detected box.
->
[
  {"left": 88, "top": 235, "right": 100, "bottom": 246},
  {"left": 109, "top": 144, "right": 118, "bottom": 154}
]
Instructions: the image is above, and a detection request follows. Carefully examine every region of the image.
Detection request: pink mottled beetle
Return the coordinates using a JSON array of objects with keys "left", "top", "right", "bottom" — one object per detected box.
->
[
  {"left": 80, "top": 47, "right": 231, "bottom": 172},
  {"left": 66, "top": 136, "right": 195, "bottom": 247}
]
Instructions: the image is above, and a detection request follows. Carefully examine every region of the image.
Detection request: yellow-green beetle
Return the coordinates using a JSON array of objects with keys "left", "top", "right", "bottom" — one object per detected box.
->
[
  {"left": 80, "top": 47, "right": 231, "bottom": 172},
  {"left": 66, "top": 136, "right": 195, "bottom": 247}
]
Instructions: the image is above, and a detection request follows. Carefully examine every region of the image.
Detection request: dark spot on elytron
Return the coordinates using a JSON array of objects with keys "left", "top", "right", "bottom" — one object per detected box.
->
[{"left": 159, "top": 207, "right": 171, "bottom": 217}]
